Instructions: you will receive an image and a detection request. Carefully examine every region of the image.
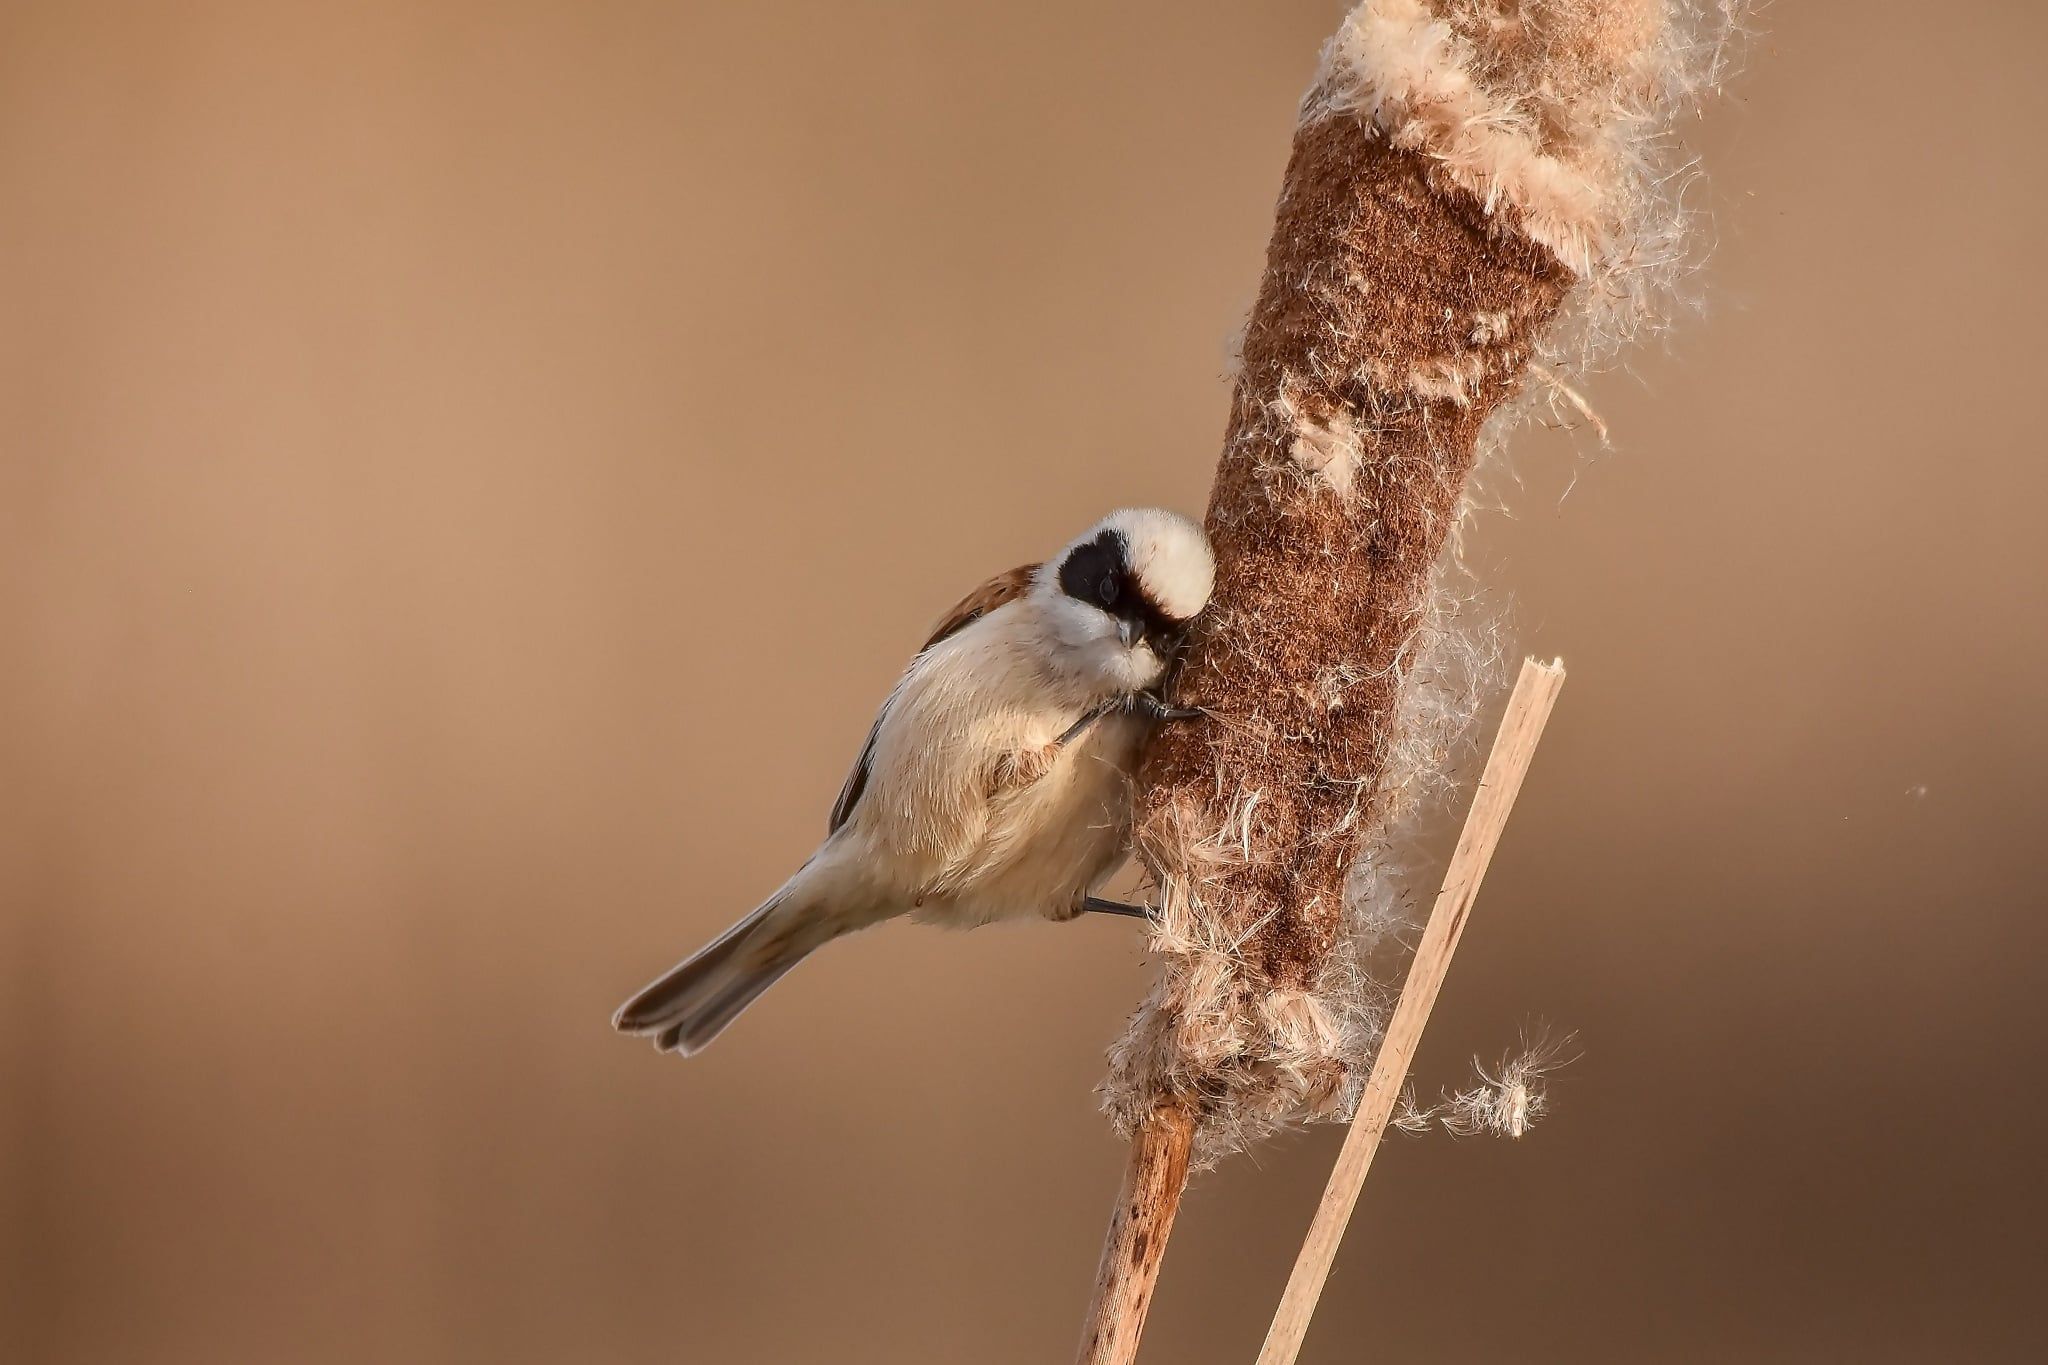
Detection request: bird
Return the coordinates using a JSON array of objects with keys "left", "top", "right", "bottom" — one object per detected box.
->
[{"left": 611, "top": 507, "right": 1216, "bottom": 1056}]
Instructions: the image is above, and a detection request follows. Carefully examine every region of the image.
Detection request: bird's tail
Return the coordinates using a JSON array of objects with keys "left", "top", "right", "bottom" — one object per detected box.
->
[{"left": 610, "top": 875, "right": 823, "bottom": 1056}]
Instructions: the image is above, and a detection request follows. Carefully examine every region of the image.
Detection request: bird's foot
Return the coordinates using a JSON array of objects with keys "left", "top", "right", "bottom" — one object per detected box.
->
[
  {"left": 1126, "top": 693, "right": 1207, "bottom": 724},
  {"left": 1080, "top": 896, "right": 1156, "bottom": 921},
  {"left": 1055, "top": 700, "right": 1119, "bottom": 748}
]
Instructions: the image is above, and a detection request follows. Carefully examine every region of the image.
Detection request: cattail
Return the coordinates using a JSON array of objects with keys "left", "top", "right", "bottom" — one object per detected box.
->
[{"left": 1078, "top": 4, "right": 1739, "bottom": 1361}]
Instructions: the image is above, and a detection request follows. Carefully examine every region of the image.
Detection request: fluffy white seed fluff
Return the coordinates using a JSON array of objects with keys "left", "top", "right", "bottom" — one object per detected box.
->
[
  {"left": 1394, "top": 1031, "right": 1577, "bottom": 1138},
  {"left": 1317, "top": 0, "right": 1742, "bottom": 377}
]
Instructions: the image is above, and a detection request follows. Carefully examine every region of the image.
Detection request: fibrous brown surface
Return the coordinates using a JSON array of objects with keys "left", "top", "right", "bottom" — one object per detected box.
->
[
  {"left": 1107, "top": 107, "right": 1571, "bottom": 1156},
  {"left": 1102, "top": 0, "right": 1730, "bottom": 1163},
  {"left": 1158, "top": 121, "right": 1570, "bottom": 989}
]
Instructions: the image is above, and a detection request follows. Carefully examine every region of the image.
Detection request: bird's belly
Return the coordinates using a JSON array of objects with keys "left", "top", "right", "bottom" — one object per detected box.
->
[{"left": 921, "top": 715, "right": 1145, "bottom": 927}]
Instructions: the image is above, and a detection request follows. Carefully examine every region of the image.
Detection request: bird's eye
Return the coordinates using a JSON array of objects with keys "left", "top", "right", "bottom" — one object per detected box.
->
[{"left": 1099, "top": 575, "right": 1119, "bottom": 605}]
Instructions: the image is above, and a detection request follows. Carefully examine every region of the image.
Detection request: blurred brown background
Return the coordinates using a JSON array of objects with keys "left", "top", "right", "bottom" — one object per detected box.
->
[{"left": 4, "top": 2, "right": 2045, "bottom": 1361}]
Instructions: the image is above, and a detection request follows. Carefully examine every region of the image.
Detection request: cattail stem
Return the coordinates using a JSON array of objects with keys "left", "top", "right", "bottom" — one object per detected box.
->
[
  {"left": 1073, "top": 1103, "right": 1195, "bottom": 1365},
  {"left": 1256, "top": 657, "right": 1565, "bottom": 1365}
]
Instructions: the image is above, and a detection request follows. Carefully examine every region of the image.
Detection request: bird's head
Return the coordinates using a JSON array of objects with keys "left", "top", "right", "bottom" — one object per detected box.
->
[{"left": 1035, "top": 507, "right": 1215, "bottom": 691}]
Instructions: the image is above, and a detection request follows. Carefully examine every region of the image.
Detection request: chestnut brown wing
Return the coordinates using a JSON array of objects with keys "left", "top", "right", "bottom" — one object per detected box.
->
[{"left": 826, "top": 563, "right": 1038, "bottom": 835}]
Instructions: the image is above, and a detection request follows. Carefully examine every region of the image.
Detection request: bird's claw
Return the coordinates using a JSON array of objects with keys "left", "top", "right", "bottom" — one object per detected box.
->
[
  {"left": 1126, "top": 694, "right": 1207, "bottom": 724},
  {"left": 1080, "top": 896, "right": 1156, "bottom": 920}
]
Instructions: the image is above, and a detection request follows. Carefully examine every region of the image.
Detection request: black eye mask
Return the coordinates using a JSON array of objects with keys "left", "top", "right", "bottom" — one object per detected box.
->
[{"left": 1058, "top": 528, "right": 1194, "bottom": 648}]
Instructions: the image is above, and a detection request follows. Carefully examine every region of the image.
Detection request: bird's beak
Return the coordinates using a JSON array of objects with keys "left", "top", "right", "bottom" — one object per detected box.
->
[{"left": 1117, "top": 618, "right": 1141, "bottom": 648}]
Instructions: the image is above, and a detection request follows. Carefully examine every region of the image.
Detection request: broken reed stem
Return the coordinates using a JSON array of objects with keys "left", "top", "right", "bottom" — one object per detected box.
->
[
  {"left": 1256, "top": 656, "right": 1566, "bottom": 1365},
  {"left": 1074, "top": 1103, "right": 1196, "bottom": 1365}
]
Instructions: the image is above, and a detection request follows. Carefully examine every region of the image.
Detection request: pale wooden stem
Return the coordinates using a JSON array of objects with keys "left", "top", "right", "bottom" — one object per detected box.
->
[
  {"left": 1255, "top": 657, "right": 1567, "bottom": 1365},
  {"left": 1073, "top": 1103, "right": 1195, "bottom": 1365}
]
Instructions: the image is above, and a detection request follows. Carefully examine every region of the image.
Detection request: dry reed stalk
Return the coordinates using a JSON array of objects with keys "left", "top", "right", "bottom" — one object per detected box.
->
[
  {"left": 1256, "top": 656, "right": 1564, "bottom": 1365},
  {"left": 1074, "top": 1104, "right": 1195, "bottom": 1365}
]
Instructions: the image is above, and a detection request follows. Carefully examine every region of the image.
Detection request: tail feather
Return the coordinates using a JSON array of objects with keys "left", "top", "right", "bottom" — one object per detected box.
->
[
  {"left": 611, "top": 885, "right": 815, "bottom": 1055},
  {"left": 650, "top": 957, "right": 800, "bottom": 1056},
  {"left": 612, "top": 897, "right": 775, "bottom": 1034}
]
